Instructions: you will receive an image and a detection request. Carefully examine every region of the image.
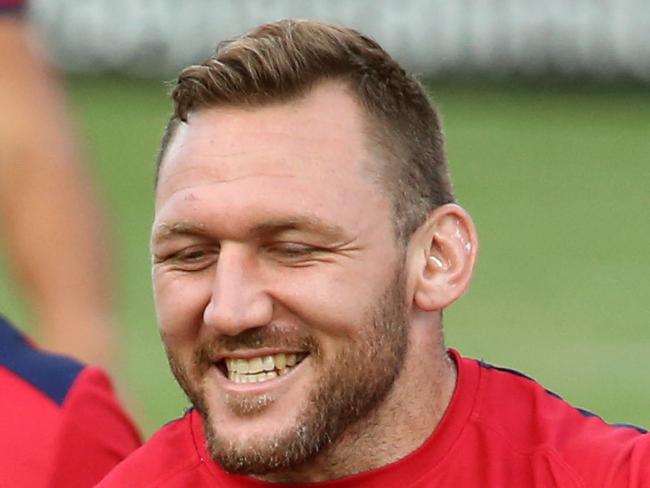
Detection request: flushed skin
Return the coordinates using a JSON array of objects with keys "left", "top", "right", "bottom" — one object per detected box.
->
[{"left": 151, "top": 81, "right": 476, "bottom": 482}]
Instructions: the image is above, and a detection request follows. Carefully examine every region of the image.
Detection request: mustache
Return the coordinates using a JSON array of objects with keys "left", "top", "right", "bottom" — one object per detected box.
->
[{"left": 196, "top": 325, "right": 318, "bottom": 363}]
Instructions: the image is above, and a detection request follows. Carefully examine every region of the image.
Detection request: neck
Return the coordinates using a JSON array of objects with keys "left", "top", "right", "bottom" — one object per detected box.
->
[{"left": 260, "top": 326, "right": 457, "bottom": 483}]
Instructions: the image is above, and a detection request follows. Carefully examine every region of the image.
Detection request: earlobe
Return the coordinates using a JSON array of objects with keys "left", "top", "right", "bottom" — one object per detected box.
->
[{"left": 413, "top": 204, "right": 478, "bottom": 311}]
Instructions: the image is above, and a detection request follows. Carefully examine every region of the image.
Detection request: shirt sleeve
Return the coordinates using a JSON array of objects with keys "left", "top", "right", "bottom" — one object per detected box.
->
[
  {"left": 0, "top": 0, "right": 25, "bottom": 12},
  {"left": 47, "top": 367, "right": 142, "bottom": 486}
]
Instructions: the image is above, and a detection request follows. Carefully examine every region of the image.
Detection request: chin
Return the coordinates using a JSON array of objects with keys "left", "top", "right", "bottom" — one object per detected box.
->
[{"left": 203, "top": 402, "right": 323, "bottom": 475}]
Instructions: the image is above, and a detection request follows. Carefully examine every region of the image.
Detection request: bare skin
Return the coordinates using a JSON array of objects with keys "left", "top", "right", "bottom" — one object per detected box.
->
[
  {"left": 0, "top": 16, "right": 117, "bottom": 369},
  {"left": 153, "top": 81, "right": 478, "bottom": 482}
]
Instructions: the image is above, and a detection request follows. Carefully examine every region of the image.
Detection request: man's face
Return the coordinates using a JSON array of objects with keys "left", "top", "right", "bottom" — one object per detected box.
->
[{"left": 151, "top": 83, "right": 410, "bottom": 475}]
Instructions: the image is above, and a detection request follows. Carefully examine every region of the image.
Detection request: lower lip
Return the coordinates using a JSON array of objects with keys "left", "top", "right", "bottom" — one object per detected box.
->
[{"left": 211, "top": 359, "right": 306, "bottom": 394}]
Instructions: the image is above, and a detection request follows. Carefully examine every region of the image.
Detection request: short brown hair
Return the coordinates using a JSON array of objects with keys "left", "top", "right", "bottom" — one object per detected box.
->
[{"left": 157, "top": 19, "right": 455, "bottom": 241}]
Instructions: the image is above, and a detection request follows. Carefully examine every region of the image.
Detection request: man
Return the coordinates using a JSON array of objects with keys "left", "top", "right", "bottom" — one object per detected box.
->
[
  {"left": 99, "top": 19, "right": 649, "bottom": 487},
  {"left": 0, "top": 315, "right": 141, "bottom": 486}
]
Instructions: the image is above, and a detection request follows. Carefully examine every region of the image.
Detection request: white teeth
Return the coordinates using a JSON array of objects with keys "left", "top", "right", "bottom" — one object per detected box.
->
[
  {"left": 249, "top": 372, "right": 264, "bottom": 382},
  {"left": 236, "top": 358, "right": 249, "bottom": 374},
  {"left": 248, "top": 357, "right": 263, "bottom": 373},
  {"left": 262, "top": 355, "right": 274, "bottom": 371},
  {"left": 224, "top": 352, "right": 305, "bottom": 383},
  {"left": 275, "top": 353, "right": 286, "bottom": 370}
]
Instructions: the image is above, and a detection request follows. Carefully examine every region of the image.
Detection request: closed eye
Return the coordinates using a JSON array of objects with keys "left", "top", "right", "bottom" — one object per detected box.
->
[
  {"left": 265, "top": 242, "right": 326, "bottom": 264},
  {"left": 159, "top": 246, "right": 219, "bottom": 271}
]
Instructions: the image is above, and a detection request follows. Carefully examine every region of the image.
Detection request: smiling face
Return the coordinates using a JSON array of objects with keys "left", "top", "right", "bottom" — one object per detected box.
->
[{"left": 151, "top": 82, "right": 412, "bottom": 476}]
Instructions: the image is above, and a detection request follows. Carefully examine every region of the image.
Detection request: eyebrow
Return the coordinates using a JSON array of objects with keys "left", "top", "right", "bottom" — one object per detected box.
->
[
  {"left": 250, "top": 216, "right": 346, "bottom": 239},
  {"left": 151, "top": 215, "right": 346, "bottom": 245},
  {"left": 151, "top": 222, "right": 208, "bottom": 245}
]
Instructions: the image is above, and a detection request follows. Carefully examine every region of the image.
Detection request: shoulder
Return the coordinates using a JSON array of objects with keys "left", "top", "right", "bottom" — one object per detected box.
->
[
  {"left": 0, "top": 0, "right": 25, "bottom": 15},
  {"left": 470, "top": 357, "right": 650, "bottom": 485},
  {"left": 50, "top": 366, "right": 142, "bottom": 484},
  {"left": 0, "top": 318, "right": 79, "bottom": 485},
  {"left": 97, "top": 409, "right": 213, "bottom": 487},
  {"left": 474, "top": 358, "right": 648, "bottom": 443},
  {"left": 0, "top": 316, "right": 141, "bottom": 485},
  {"left": 0, "top": 316, "right": 84, "bottom": 406},
  {"left": 0, "top": 317, "right": 136, "bottom": 426}
]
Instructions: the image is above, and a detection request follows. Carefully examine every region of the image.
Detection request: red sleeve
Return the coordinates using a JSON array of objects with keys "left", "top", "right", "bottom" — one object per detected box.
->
[
  {"left": 0, "top": 0, "right": 25, "bottom": 10},
  {"left": 48, "top": 367, "right": 142, "bottom": 486}
]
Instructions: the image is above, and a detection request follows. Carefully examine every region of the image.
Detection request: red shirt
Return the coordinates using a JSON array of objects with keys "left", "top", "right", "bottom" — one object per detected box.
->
[
  {"left": 0, "top": 317, "right": 141, "bottom": 487},
  {"left": 97, "top": 349, "right": 649, "bottom": 487},
  {"left": 0, "top": 0, "right": 24, "bottom": 11}
]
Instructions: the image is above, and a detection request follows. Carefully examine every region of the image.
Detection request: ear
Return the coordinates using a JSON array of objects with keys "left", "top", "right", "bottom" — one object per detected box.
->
[{"left": 409, "top": 204, "right": 478, "bottom": 311}]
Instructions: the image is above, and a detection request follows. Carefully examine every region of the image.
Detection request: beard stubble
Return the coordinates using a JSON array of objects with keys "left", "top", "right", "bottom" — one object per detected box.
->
[{"left": 166, "top": 264, "right": 410, "bottom": 476}]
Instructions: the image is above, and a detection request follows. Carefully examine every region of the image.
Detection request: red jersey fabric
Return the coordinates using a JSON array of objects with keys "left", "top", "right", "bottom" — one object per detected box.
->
[
  {"left": 97, "top": 349, "right": 649, "bottom": 487},
  {"left": 0, "top": 316, "right": 141, "bottom": 487},
  {"left": 0, "top": 0, "right": 24, "bottom": 11}
]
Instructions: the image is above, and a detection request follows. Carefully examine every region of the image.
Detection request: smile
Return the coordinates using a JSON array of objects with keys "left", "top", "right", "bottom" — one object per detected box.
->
[{"left": 222, "top": 353, "right": 308, "bottom": 384}]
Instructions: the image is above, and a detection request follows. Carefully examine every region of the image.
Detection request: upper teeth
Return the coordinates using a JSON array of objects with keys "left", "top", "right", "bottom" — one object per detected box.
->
[{"left": 225, "top": 353, "right": 301, "bottom": 384}]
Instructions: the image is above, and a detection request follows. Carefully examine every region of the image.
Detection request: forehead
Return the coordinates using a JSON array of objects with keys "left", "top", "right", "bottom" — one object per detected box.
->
[
  {"left": 159, "top": 83, "right": 373, "bottom": 198},
  {"left": 154, "top": 83, "right": 389, "bottom": 234}
]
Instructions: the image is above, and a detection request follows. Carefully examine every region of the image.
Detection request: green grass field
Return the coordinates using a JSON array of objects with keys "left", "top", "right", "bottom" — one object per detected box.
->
[{"left": 0, "top": 77, "right": 648, "bottom": 436}]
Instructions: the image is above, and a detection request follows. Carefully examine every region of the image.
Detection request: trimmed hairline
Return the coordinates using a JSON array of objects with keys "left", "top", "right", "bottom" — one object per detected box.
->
[
  {"left": 154, "top": 79, "right": 388, "bottom": 191},
  {"left": 152, "top": 81, "right": 411, "bottom": 243}
]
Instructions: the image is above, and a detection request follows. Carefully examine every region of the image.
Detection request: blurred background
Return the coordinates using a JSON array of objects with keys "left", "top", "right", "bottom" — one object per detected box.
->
[{"left": 0, "top": 0, "right": 648, "bottom": 436}]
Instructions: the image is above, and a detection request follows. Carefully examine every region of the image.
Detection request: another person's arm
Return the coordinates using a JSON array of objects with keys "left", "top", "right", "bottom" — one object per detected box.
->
[{"left": 0, "top": 14, "right": 117, "bottom": 369}]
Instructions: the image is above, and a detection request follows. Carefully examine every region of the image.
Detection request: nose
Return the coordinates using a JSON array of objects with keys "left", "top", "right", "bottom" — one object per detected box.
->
[{"left": 202, "top": 244, "right": 273, "bottom": 336}]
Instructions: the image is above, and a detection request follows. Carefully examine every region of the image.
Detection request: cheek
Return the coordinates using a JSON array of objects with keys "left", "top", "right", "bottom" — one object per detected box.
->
[
  {"left": 153, "top": 272, "right": 210, "bottom": 341},
  {"left": 272, "top": 267, "right": 379, "bottom": 338}
]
